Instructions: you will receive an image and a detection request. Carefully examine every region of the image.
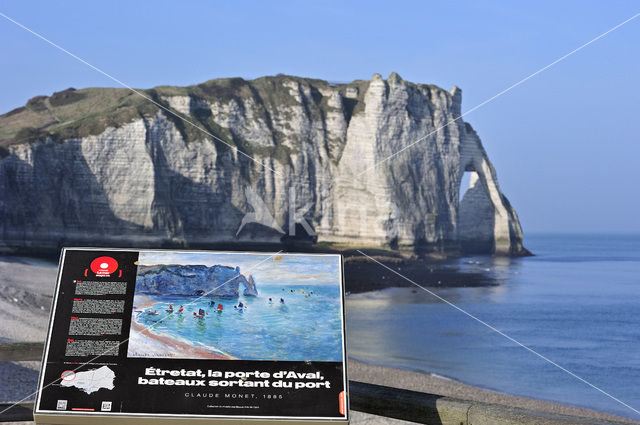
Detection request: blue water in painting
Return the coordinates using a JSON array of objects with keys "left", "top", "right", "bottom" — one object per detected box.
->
[
  {"left": 131, "top": 284, "right": 344, "bottom": 361},
  {"left": 346, "top": 234, "right": 640, "bottom": 420}
]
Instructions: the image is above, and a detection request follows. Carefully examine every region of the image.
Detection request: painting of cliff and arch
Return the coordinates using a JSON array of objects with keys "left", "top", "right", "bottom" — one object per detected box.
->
[
  {"left": 126, "top": 251, "right": 345, "bottom": 362},
  {"left": 35, "top": 248, "right": 348, "bottom": 424}
]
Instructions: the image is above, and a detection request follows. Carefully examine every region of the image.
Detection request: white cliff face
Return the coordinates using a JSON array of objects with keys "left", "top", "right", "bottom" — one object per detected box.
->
[
  {"left": 81, "top": 121, "right": 155, "bottom": 229},
  {"left": 0, "top": 74, "right": 526, "bottom": 255}
]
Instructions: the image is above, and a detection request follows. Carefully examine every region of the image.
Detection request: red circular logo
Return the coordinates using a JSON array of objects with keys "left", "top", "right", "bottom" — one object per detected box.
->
[{"left": 90, "top": 256, "right": 118, "bottom": 276}]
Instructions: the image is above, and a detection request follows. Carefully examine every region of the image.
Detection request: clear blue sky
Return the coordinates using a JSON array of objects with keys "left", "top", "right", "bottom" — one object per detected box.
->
[{"left": 1, "top": 1, "right": 638, "bottom": 234}]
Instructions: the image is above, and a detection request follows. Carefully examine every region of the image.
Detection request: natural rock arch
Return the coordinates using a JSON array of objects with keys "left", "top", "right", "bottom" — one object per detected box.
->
[{"left": 457, "top": 124, "right": 525, "bottom": 255}]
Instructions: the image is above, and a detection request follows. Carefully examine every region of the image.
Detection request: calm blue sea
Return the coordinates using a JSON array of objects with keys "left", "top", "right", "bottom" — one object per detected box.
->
[
  {"left": 346, "top": 234, "right": 640, "bottom": 420},
  {"left": 132, "top": 284, "right": 344, "bottom": 361}
]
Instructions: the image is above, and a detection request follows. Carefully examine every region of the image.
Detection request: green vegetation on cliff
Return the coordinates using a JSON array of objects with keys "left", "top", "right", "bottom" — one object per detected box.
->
[{"left": 0, "top": 74, "right": 446, "bottom": 159}]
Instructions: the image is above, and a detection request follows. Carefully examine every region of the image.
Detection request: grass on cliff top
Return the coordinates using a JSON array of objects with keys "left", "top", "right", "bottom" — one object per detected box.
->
[
  {"left": 0, "top": 87, "right": 155, "bottom": 147},
  {"left": 0, "top": 74, "right": 452, "bottom": 158}
]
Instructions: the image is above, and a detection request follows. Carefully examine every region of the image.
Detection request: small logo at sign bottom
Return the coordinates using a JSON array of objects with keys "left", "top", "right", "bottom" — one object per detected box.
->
[
  {"left": 56, "top": 400, "right": 67, "bottom": 410},
  {"left": 101, "top": 401, "right": 112, "bottom": 412},
  {"left": 339, "top": 391, "right": 346, "bottom": 415}
]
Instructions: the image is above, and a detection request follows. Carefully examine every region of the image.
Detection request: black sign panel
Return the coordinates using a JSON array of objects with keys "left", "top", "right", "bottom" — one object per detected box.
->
[{"left": 35, "top": 248, "right": 348, "bottom": 423}]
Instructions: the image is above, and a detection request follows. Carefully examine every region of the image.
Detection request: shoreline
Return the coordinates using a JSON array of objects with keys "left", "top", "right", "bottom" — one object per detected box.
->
[
  {"left": 348, "top": 358, "right": 640, "bottom": 424},
  {"left": 0, "top": 241, "right": 532, "bottom": 260},
  {"left": 0, "top": 249, "right": 510, "bottom": 294}
]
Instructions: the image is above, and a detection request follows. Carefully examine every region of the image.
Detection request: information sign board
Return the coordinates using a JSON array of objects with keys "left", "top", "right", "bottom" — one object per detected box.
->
[{"left": 35, "top": 248, "right": 348, "bottom": 425}]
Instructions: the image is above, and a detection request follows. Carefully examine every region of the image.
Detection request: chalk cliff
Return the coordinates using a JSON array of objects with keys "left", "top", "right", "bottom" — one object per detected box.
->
[{"left": 0, "top": 73, "right": 526, "bottom": 255}]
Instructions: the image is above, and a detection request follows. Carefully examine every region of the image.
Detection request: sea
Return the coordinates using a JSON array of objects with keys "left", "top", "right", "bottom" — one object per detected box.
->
[{"left": 346, "top": 234, "right": 640, "bottom": 420}]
